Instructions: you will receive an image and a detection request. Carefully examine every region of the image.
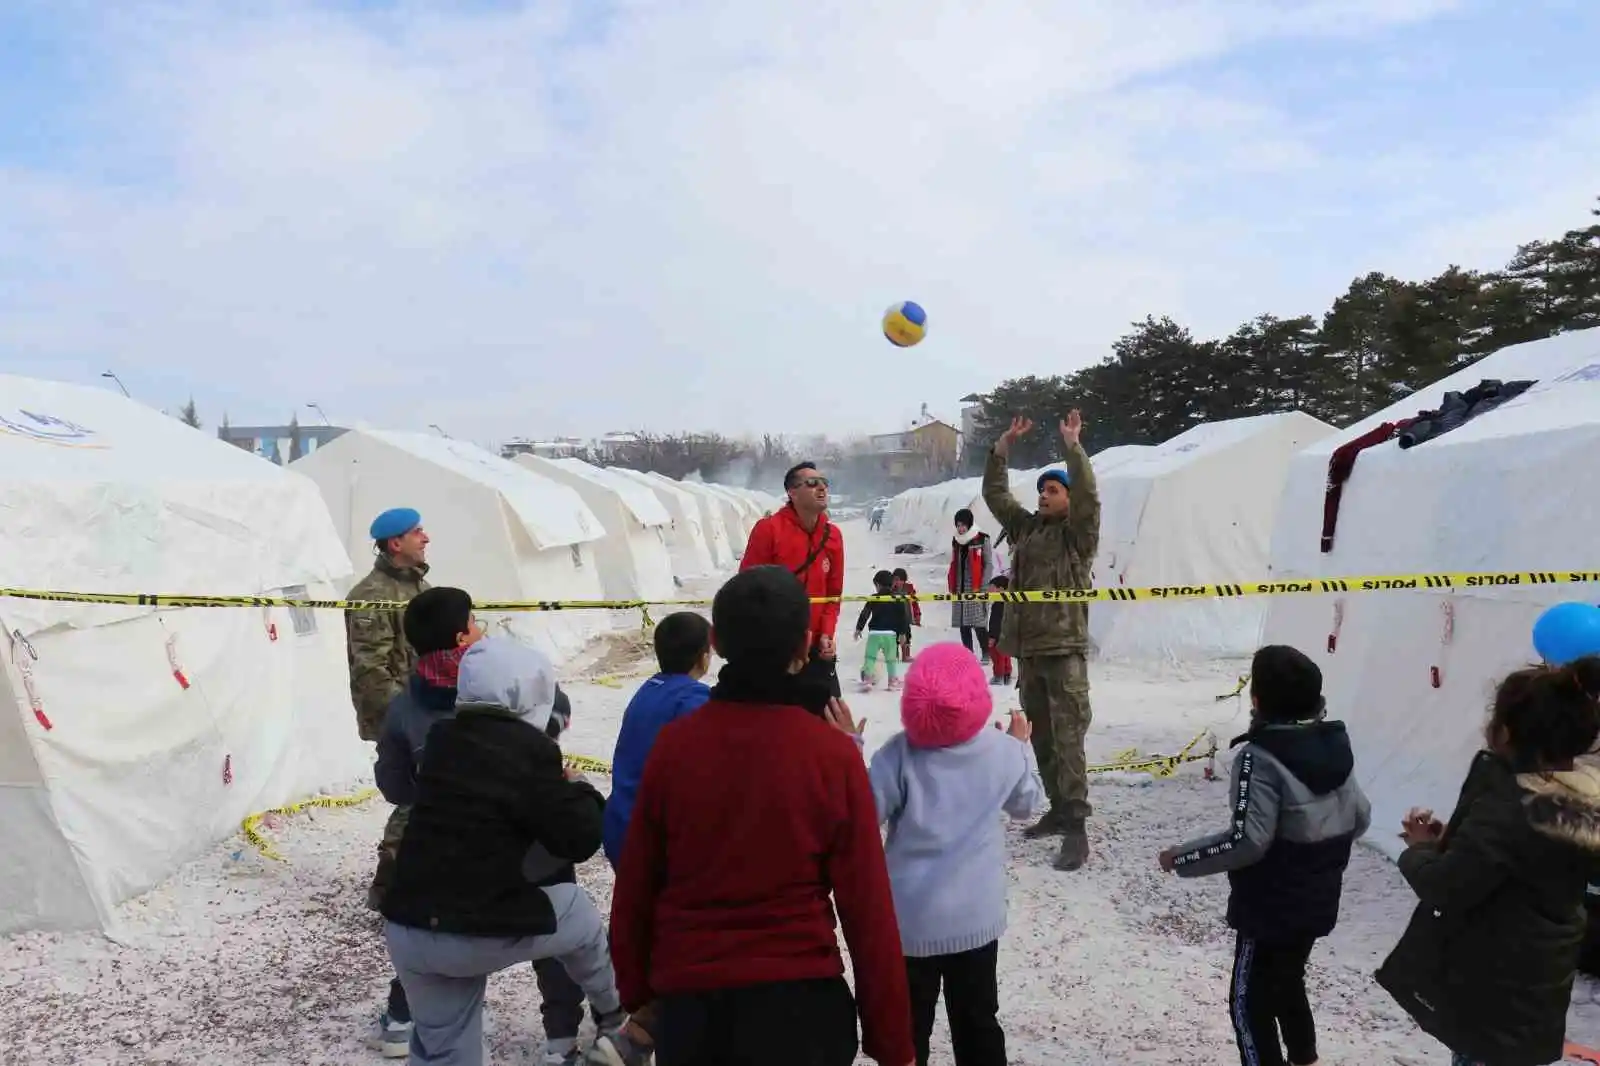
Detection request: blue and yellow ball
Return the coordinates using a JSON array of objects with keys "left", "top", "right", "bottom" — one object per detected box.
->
[{"left": 882, "top": 301, "right": 927, "bottom": 347}]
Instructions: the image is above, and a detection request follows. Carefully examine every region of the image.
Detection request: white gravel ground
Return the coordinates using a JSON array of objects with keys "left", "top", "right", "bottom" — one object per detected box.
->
[{"left": 7, "top": 520, "right": 1600, "bottom": 1065}]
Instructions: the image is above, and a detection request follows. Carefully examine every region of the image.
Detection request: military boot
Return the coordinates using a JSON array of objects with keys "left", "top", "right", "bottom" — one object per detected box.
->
[
  {"left": 1023, "top": 808, "right": 1067, "bottom": 839},
  {"left": 1053, "top": 818, "right": 1090, "bottom": 871}
]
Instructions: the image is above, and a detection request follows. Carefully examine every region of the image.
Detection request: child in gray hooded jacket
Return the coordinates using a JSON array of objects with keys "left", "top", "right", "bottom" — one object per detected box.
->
[
  {"left": 380, "top": 635, "right": 643, "bottom": 1066},
  {"left": 1159, "top": 644, "right": 1371, "bottom": 1066}
]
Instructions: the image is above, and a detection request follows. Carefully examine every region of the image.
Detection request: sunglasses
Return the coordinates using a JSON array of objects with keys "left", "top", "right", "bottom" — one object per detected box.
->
[{"left": 790, "top": 476, "right": 829, "bottom": 489}]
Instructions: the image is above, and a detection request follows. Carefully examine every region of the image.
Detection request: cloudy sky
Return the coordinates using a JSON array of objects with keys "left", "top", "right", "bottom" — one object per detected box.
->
[{"left": 1, "top": 0, "right": 1595, "bottom": 447}]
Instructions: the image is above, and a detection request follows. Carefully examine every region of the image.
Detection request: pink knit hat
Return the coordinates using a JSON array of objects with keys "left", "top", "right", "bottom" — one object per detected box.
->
[{"left": 900, "top": 643, "right": 994, "bottom": 749}]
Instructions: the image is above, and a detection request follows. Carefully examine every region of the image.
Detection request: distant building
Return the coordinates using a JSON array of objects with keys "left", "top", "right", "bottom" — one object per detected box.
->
[
  {"left": 866, "top": 403, "right": 961, "bottom": 487},
  {"left": 501, "top": 436, "right": 584, "bottom": 460},
  {"left": 596, "top": 431, "right": 644, "bottom": 461},
  {"left": 219, "top": 423, "right": 347, "bottom": 465},
  {"left": 959, "top": 392, "right": 984, "bottom": 459}
]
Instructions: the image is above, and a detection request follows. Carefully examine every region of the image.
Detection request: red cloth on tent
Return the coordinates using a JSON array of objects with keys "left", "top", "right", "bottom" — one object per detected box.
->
[{"left": 1321, "top": 421, "right": 1414, "bottom": 553}]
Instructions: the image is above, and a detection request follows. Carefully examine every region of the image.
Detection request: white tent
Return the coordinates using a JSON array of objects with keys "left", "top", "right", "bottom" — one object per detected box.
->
[
  {"left": 656, "top": 475, "right": 735, "bottom": 568},
  {"left": 292, "top": 430, "right": 615, "bottom": 663},
  {"left": 603, "top": 466, "right": 715, "bottom": 579},
  {"left": 516, "top": 456, "right": 676, "bottom": 602},
  {"left": 1089, "top": 412, "right": 1336, "bottom": 662},
  {"left": 0, "top": 378, "right": 365, "bottom": 933},
  {"left": 1260, "top": 327, "right": 1600, "bottom": 858},
  {"left": 691, "top": 481, "right": 754, "bottom": 548}
]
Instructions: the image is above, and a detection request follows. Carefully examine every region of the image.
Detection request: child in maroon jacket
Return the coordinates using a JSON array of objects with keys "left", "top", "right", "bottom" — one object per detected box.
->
[
  {"left": 608, "top": 565, "right": 915, "bottom": 1066},
  {"left": 892, "top": 568, "right": 922, "bottom": 662}
]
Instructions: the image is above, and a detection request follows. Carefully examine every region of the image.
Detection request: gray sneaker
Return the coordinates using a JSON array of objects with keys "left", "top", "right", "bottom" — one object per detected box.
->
[
  {"left": 364, "top": 1013, "right": 412, "bottom": 1059},
  {"left": 541, "top": 1038, "right": 582, "bottom": 1066},
  {"left": 589, "top": 1028, "right": 652, "bottom": 1066}
]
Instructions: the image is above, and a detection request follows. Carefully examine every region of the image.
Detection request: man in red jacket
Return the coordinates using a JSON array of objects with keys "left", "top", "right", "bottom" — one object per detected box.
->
[
  {"left": 608, "top": 565, "right": 914, "bottom": 1066},
  {"left": 740, "top": 461, "right": 845, "bottom": 699}
]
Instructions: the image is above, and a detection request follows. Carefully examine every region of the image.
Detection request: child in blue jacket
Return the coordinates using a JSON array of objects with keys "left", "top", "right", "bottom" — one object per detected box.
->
[
  {"left": 603, "top": 611, "right": 714, "bottom": 866},
  {"left": 594, "top": 611, "right": 713, "bottom": 1066}
]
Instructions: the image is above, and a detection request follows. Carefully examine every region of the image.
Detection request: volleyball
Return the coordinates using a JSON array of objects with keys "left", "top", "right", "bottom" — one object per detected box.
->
[{"left": 882, "top": 301, "right": 928, "bottom": 347}]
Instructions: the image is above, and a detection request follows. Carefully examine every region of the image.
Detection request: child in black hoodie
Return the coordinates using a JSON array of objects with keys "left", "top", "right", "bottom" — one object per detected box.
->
[
  {"left": 1158, "top": 645, "right": 1371, "bottom": 1066},
  {"left": 855, "top": 569, "right": 913, "bottom": 692}
]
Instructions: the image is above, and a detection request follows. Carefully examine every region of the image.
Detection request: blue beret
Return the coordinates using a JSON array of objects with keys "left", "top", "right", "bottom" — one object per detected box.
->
[
  {"left": 1036, "top": 469, "right": 1071, "bottom": 494},
  {"left": 370, "top": 507, "right": 422, "bottom": 541}
]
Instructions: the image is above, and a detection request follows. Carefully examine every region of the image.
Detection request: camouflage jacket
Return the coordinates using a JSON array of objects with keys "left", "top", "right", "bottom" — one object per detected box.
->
[
  {"left": 982, "top": 443, "right": 1100, "bottom": 658},
  {"left": 345, "top": 556, "right": 431, "bottom": 741}
]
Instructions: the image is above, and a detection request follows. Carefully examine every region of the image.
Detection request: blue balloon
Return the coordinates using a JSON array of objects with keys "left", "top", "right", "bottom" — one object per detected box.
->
[{"left": 1531, "top": 602, "right": 1600, "bottom": 665}]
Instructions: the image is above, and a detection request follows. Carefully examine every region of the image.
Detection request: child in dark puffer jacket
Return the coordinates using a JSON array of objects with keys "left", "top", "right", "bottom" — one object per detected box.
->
[{"left": 1378, "top": 657, "right": 1600, "bottom": 1066}]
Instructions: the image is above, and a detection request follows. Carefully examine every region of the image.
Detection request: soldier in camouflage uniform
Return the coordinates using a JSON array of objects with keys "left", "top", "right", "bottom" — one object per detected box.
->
[
  {"left": 344, "top": 507, "right": 432, "bottom": 1056},
  {"left": 982, "top": 411, "right": 1101, "bottom": 871},
  {"left": 346, "top": 507, "right": 432, "bottom": 742}
]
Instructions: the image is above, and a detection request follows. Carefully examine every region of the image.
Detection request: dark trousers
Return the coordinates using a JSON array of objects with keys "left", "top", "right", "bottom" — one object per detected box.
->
[
  {"left": 656, "top": 976, "right": 858, "bottom": 1066},
  {"left": 905, "top": 942, "right": 1005, "bottom": 1066},
  {"left": 1229, "top": 934, "right": 1318, "bottom": 1066},
  {"left": 803, "top": 645, "right": 842, "bottom": 700},
  {"left": 533, "top": 956, "right": 590, "bottom": 1040},
  {"left": 388, "top": 975, "right": 411, "bottom": 1024},
  {"left": 958, "top": 626, "right": 989, "bottom": 657}
]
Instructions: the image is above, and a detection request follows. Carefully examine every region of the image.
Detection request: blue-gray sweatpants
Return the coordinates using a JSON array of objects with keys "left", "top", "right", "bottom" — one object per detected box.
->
[{"left": 385, "top": 884, "right": 621, "bottom": 1066}]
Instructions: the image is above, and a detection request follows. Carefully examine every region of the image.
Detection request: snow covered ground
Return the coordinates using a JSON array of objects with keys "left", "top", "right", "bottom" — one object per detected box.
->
[{"left": 7, "top": 518, "right": 1600, "bottom": 1065}]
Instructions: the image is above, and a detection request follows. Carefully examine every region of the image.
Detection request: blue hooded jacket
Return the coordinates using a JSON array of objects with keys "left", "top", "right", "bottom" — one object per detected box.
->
[{"left": 603, "top": 672, "right": 712, "bottom": 866}]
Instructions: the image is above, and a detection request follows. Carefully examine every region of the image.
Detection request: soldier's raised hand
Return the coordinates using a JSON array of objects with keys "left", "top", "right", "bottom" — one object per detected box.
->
[{"left": 1059, "top": 409, "right": 1084, "bottom": 448}]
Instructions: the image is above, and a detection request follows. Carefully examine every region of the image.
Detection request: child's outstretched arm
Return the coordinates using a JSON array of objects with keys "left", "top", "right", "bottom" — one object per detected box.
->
[
  {"left": 867, "top": 734, "right": 909, "bottom": 826},
  {"left": 1002, "top": 736, "right": 1047, "bottom": 822},
  {"left": 1167, "top": 746, "right": 1282, "bottom": 876}
]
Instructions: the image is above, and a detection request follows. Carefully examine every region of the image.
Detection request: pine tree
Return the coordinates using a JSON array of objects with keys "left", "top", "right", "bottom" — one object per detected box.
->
[
  {"left": 179, "top": 398, "right": 202, "bottom": 429},
  {"left": 970, "top": 193, "right": 1598, "bottom": 443}
]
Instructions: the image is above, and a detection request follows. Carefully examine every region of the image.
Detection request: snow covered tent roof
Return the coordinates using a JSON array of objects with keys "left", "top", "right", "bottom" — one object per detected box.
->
[
  {"left": 545, "top": 457, "right": 671, "bottom": 528},
  {"left": 603, "top": 466, "right": 716, "bottom": 578},
  {"left": 1085, "top": 443, "right": 1154, "bottom": 474},
  {"left": 516, "top": 456, "right": 675, "bottom": 602},
  {"left": 1090, "top": 411, "right": 1336, "bottom": 661},
  {"left": 655, "top": 475, "right": 736, "bottom": 568},
  {"left": 291, "top": 430, "right": 615, "bottom": 662},
  {"left": 0, "top": 376, "right": 366, "bottom": 932},
  {"left": 1261, "top": 326, "right": 1600, "bottom": 859}
]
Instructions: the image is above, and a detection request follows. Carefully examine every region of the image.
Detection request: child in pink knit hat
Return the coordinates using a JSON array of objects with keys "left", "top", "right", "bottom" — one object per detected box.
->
[{"left": 837, "top": 642, "right": 1046, "bottom": 1066}]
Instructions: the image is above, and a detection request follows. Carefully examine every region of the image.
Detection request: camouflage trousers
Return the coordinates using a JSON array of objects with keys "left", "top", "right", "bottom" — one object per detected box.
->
[
  {"left": 367, "top": 805, "right": 409, "bottom": 911},
  {"left": 1018, "top": 652, "right": 1093, "bottom": 821}
]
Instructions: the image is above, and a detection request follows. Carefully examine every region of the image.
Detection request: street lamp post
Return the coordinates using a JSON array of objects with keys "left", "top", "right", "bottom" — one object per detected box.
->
[
  {"left": 101, "top": 371, "right": 131, "bottom": 398},
  {"left": 307, "top": 403, "right": 330, "bottom": 426},
  {"left": 430, "top": 424, "right": 450, "bottom": 438}
]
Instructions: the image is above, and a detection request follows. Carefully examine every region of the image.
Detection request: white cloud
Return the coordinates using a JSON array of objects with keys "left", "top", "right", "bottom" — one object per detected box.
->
[{"left": 1, "top": 0, "right": 1588, "bottom": 446}]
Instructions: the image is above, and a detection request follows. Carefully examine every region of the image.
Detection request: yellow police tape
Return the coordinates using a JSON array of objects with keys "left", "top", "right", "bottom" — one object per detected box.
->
[
  {"left": 241, "top": 788, "right": 380, "bottom": 863},
  {"left": 240, "top": 753, "right": 614, "bottom": 863},
  {"left": 1089, "top": 729, "right": 1216, "bottom": 778},
  {"left": 235, "top": 736, "right": 1204, "bottom": 863},
  {"left": 5, "top": 568, "right": 1600, "bottom": 613}
]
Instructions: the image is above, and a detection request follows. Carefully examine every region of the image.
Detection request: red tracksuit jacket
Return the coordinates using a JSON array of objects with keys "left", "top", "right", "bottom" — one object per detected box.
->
[{"left": 740, "top": 505, "right": 844, "bottom": 642}]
